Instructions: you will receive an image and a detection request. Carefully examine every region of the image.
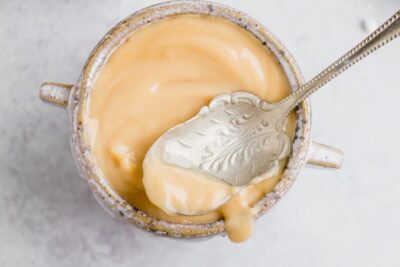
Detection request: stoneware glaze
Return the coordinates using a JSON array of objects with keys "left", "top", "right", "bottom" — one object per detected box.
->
[{"left": 39, "top": 0, "right": 343, "bottom": 239}]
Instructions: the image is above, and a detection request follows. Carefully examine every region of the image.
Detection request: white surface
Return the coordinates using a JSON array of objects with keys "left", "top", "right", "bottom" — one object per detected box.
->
[{"left": 1, "top": 0, "right": 400, "bottom": 266}]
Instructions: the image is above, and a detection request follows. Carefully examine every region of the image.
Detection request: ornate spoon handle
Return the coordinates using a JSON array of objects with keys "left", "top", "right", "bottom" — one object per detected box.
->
[{"left": 279, "top": 10, "right": 400, "bottom": 116}]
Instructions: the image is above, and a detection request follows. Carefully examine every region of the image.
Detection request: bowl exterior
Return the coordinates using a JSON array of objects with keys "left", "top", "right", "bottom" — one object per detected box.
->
[{"left": 68, "top": 0, "right": 311, "bottom": 239}]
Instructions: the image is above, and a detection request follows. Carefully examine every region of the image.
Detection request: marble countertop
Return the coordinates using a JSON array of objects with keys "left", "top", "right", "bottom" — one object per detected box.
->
[{"left": 1, "top": 0, "right": 400, "bottom": 266}]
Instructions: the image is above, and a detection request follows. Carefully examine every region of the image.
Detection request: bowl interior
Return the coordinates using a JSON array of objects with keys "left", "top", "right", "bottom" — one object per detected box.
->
[{"left": 70, "top": 0, "right": 311, "bottom": 238}]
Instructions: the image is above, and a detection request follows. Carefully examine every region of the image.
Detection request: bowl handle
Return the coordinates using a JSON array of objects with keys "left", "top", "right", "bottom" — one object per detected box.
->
[
  {"left": 39, "top": 82, "right": 73, "bottom": 108},
  {"left": 306, "top": 141, "right": 343, "bottom": 169}
]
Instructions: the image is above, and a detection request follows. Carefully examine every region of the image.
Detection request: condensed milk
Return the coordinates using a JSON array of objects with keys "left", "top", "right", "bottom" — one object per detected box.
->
[{"left": 86, "top": 15, "right": 295, "bottom": 242}]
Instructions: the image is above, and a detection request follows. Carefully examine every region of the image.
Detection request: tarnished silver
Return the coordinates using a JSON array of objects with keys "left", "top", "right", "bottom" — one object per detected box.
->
[
  {"left": 146, "top": 9, "right": 400, "bottom": 187},
  {"left": 147, "top": 10, "right": 400, "bottom": 187},
  {"left": 150, "top": 92, "right": 290, "bottom": 186}
]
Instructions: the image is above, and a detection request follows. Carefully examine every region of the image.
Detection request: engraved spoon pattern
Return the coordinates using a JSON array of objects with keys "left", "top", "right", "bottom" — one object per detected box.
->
[{"left": 145, "top": 10, "right": 400, "bottom": 187}]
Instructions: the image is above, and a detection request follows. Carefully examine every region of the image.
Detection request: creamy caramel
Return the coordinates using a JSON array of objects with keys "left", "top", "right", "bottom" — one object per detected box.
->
[
  {"left": 143, "top": 156, "right": 238, "bottom": 216},
  {"left": 86, "top": 15, "right": 295, "bottom": 242},
  {"left": 143, "top": 145, "right": 281, "bottom": 216}
]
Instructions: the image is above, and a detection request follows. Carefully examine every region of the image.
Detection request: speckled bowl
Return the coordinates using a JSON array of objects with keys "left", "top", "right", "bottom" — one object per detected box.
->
[{"left": 39, "top": 0, "right": 343, "bottom": 240}]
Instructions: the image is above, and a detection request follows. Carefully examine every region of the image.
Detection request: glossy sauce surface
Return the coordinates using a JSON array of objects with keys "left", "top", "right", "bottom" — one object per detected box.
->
[{"left": 86, "top": 15, "right": 295, "bottom": 242}]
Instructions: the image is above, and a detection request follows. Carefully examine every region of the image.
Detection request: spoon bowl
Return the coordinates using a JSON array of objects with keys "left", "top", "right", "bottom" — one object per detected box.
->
[{"left": 146, "top": 91, "right": 291, "bottom": 187}]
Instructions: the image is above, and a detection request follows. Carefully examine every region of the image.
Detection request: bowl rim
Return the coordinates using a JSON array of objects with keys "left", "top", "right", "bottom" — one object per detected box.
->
[{"left": 69, "top": 0, "right": 311, "bottom": 239}]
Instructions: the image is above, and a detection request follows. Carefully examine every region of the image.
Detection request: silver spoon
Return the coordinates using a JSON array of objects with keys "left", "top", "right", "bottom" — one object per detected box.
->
[{"left": 145, "top": 10, "right": 400, "bottom": 187}]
